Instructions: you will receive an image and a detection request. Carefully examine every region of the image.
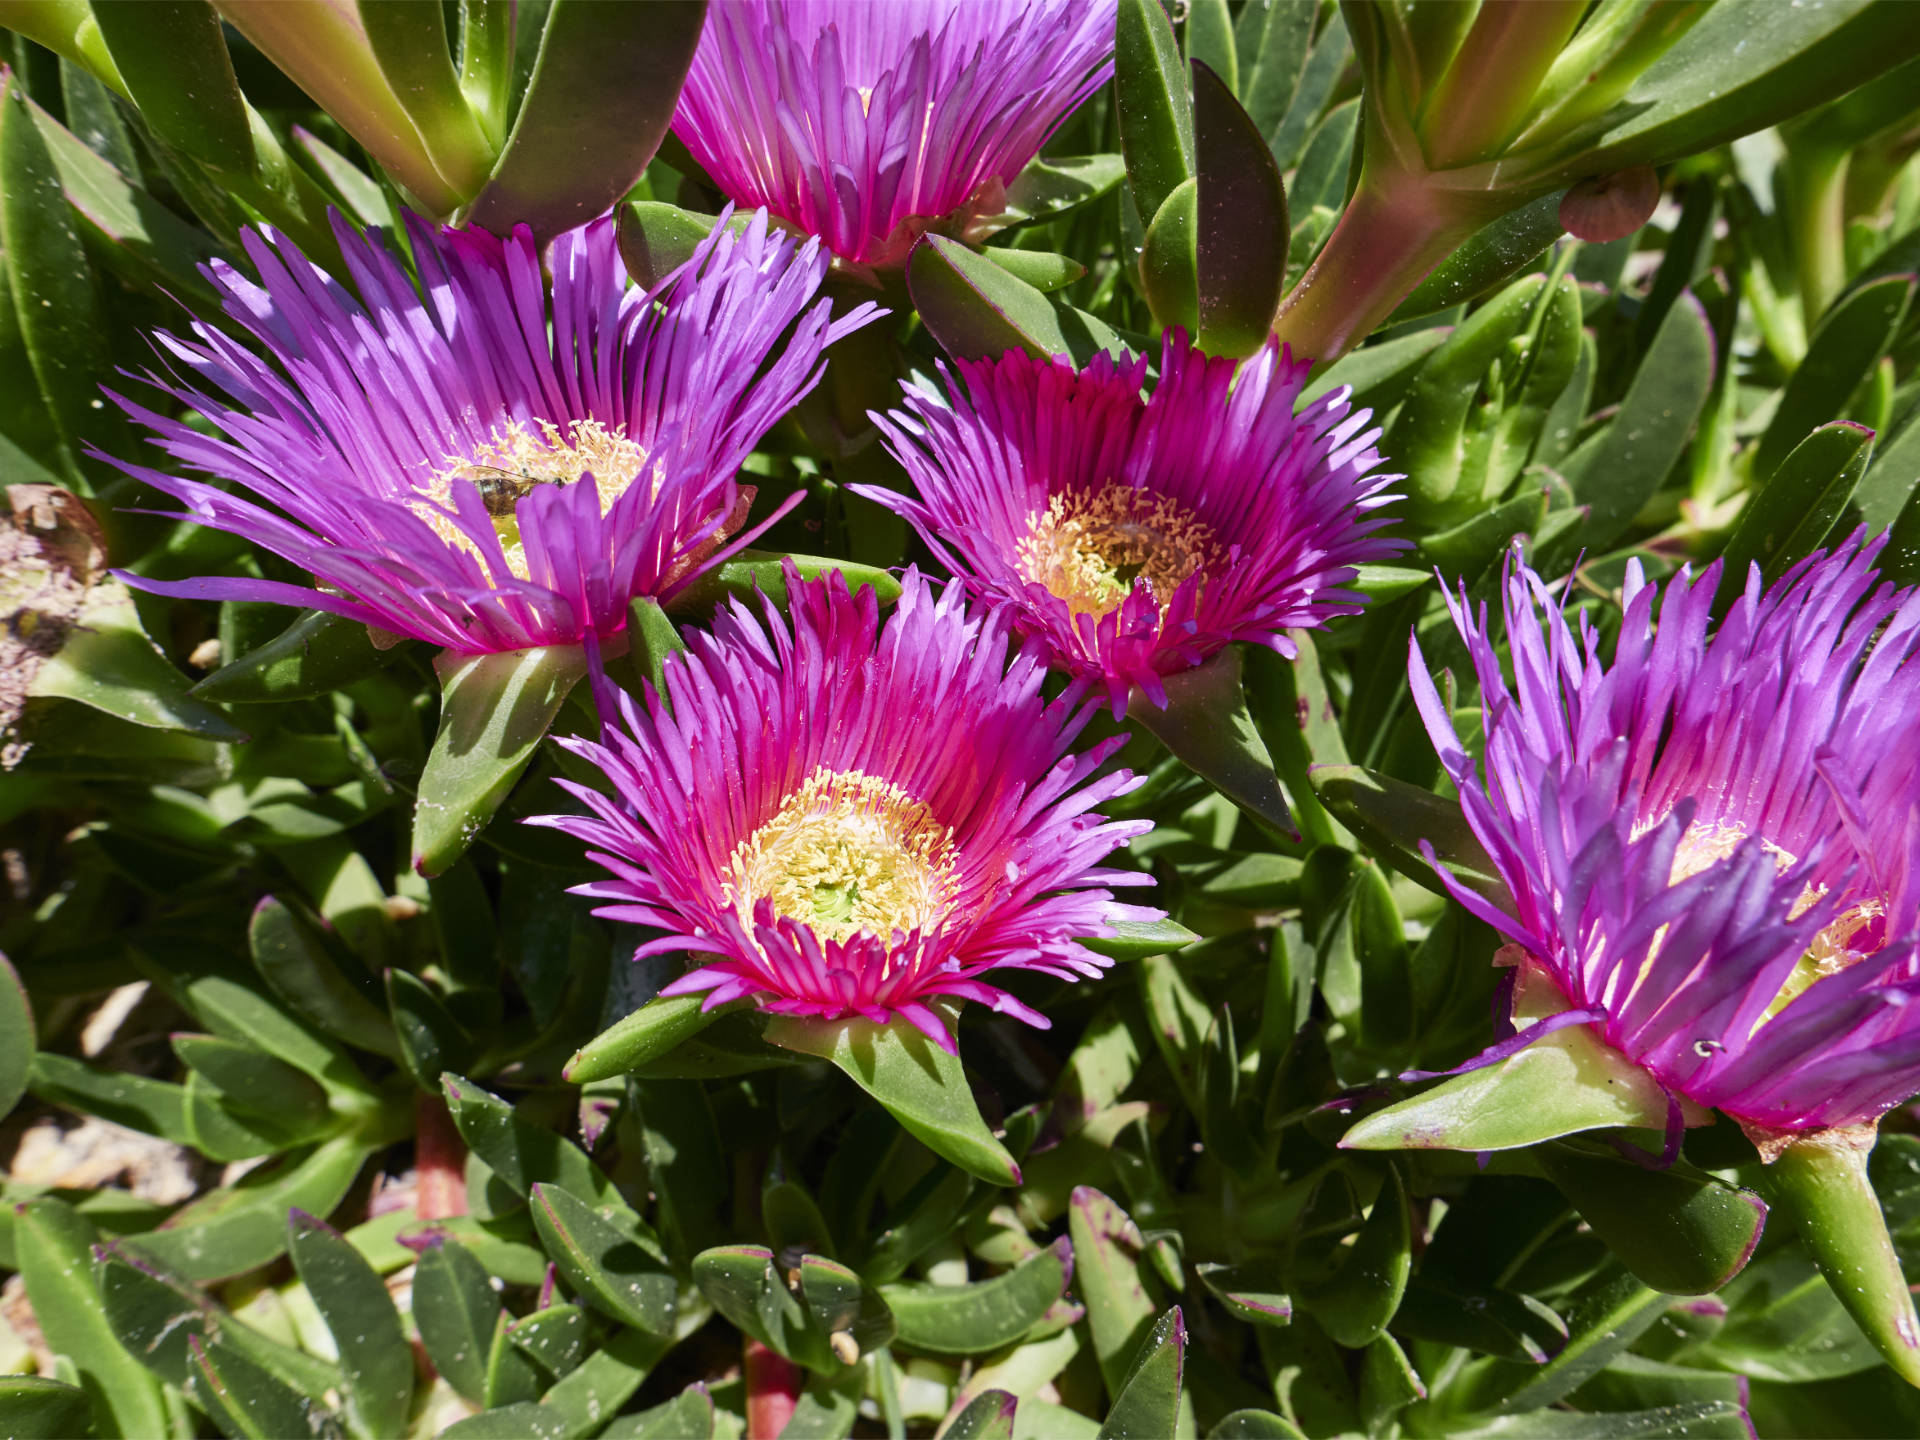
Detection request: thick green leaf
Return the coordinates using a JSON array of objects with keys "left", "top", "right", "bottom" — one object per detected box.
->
[
  {"left": 1342, "top": 967, "right": 1695, "bottom": 1154},
  {"left": 614, "top": 200, "right": 749, "bottom": 288},
  {"left": 1451, "top": 1269, "right": 1671, "bottom": 1417},
  {"left": 287, "top": 1209, "right": 413, "bottom": 1439},
  {"left": 21, "top": 88, "right": 227, "bottom": 311},
  {"left": 882, "top": 1238, "right": 1072, "bottom": 1355},
  {"left": 1132, "top": 647, "right": 1297, "bottom": 842},
  {"left": 984, "top": 247, "right": 1087, "bottom": 292},
  {"left": 0, "top": 73, "right": 130, "bottom": 485},
  {"left": 0, "top": 1376, "right": 92, "bottom": 1440},
  {"left": 1079, "top": 918, "right": 1200, "bottom": 963},
  {"left": 483, "top": 1309, "right": 543, "bottom": 1409},
  {"left": 908, "top": 232, "right": 1124, "bottom": 366},
  {"left": 0, "top": 952, "right": 33, "bottom": 1120},
  {"left": 443, "top": 1074, "right": 626, "bottom": 1209},
  {"left": 32, "top": 583, "right": 247, "bottom": 740},
  {"left": 1565, "top": 292, "right": 1715, "bottom": 553},
  {"left": 1761, "top": 1132, "right": 1920, "bottom": 1387},
  {"left": 1115, "top": 0, "right": 1194, "bottom": 226},
  {"left": 1753, "top": 274, "right": 1913, "bottom": 484},
  {"left": 1560, "top": 2, "right": 1920, "bottom": 190},
  {"left": 1197, "top": 1257, "right": 1293, "bottom": 1329},
  {"left": 13, "top": 1199, "right": 172, "bottom": 1440},
  {"left": 90, "top": 1, "right": 253, "bottom": 174},
  {"left": 1388, "top": 193, "right": 1567, "bottom": 326},
  {"left": 1444, "top": 1404, "right": 1750, "bottom": 1439},
  {"left": 1194, "top": 60, "right": 1287, "bottom": 358},
  {"left": 600, "top": 1384, "right": 716, "bottom": 1440},
  {"left": 1310, "top": 765, "right": 1507, "bottom": 908},
  {"left": 1140, "top": 177, "right": 1199, "bottom": 333},
  {"left": 1538, "top": 1144, "right": 1765, "bottom": 1296},
  {"left": 1209, "top": 1411, "right": 1307, "bottom": 1440},
  {"left": 1300, "top": 327, "right": 1452, "bottom": 410},
  {"left": 188, "top": 1336, "right": 335, "bottom": 1440},
  {"left": 1001, "top": 154, "right": 1127, "bottom": 227},
  {"left": 387, "top": 966, "right": 478, "bottom": 1090},
  {"left": 1853, "top": 404, "right": 1920, "bottom": 534},
  {"left": 529, "top": 1181, "right": 677, "bottom": 1336},
  {"left": 945, "top": 1390, "right": 1018, "bottom": 1440},
  {"left": 1298, "top": 1165, "right": 1411, "bottom": 1348},
  {"left": 1290, "top": 98, "right": 1359, "bottom": 216},
  {"left": 248, "top": 896, "right": 398, "bottom": 1058},
  {"left": 192, "top": 608, "right": 391, "bottom": 703},
  {"left": 414, "top": 1237, "right": 502, "bottom": 1404},
  {"left": 762, "top": 1001, "right": 1019, "bottom": 1186},
  {"left": 466, "top": 0, "right": 707, "bottom": 244},
  {"left": 565, "top": 994, "right": 725, "bottom": 1083},
  {"left": 1069, "top": 1186, "right": 1157, "bottom": 1397},
  {"left": 692, "top": 1245, "right": 895, "bottom": 1374},
  {"left": 170, "top": 1032, "right": 330, "bottom": 1133},
  {"left": 1237, "top": 0, "right": 1315, "bottom": 156},
  {"left": 359, "top": 0, "right": 493, "bottom": 198},
  {"left": 1360, "top": 1334, "right": 1426, "bottom": 1431},
  {"left": 133, "top": 1131, "right": 377, "bottom": 1281},
  {"left": 1717, "top": 421, "right": 1875, "bottom": 601},
  {"left": 413, "top": 643, "right": 587, "bottom": 877},
  {"left": 510, "top": 1304, "right": 588, "bottom": 1379},
  {"left": 1267, "top": 12, "right": 1347, "bottom": 171},
  {"left": 1096, "top": 1307, "right": 1185, "bottom": 1440},
  {"left": 862, "top": 1163, "right": 976, "bottom": 1285},
  {"left": 665, "top": 549, "right": 904, "bottom": 619},
  {"left": 1698, "top": 1246, "right": 1881, "bottom": 1382}
]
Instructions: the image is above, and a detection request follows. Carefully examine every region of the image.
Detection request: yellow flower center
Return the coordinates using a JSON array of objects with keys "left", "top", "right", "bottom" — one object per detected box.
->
[
  {"left": 409, "top": 419, "right": 654, "bottom": 583},
  {"left": 1014, "top": 485, "right": 1222, "bottom": 621},
  {"left": 1652, "top": 819, "right": 1883, "bottom": 1026},
  {"left": 724, "top": 768, "right": 959, "bottom": 946}
]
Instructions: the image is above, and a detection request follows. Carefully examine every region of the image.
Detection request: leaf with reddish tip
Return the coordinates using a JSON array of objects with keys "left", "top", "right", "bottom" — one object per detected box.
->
[
  {"left": 467, "top": 0, "right": 708, "bottom": 245},
  {"left": 1132, "top": 647, "right": 1298, "bottom": 844},
  {"left": 945, "top": 1389, "right": 1018, "bottom": 1440},
  {"left": 763, "top": 1000, "right": 1019, "bottom": 1187},
  {"left": 1096, "top": 1307, "right": 1186, "bottom": 1440},
  {"left": 1194, "top": 60, "right": 1287, "bottom": 359},
  {"left": 1198, "top": 1258, "right": 1293, "bottom": 1329}
]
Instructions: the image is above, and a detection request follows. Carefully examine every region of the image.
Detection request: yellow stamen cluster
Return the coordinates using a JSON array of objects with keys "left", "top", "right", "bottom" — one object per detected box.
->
[
  {"left": 724, "top": 767, "right": 959, "bottom": 946},
  {"left": 1644, "top": 818, "right": 1884, "bottom": 1025},
  {"left": 408, "top": 419, "right": 654, "bottom": 583},
  {"left": 1014, "top": 484, "right": 1222, "bottom": 620}
]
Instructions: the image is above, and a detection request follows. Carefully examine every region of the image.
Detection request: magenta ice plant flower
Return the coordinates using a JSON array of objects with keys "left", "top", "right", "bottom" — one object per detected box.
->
[
  {"left": 109, "top": 210, "right": 877, "bottom": 654},
  {"left": 1414, "top": 536, "right": 1920, "bottom": 1149},
  {"left": 671, "top": 0, "right": 1114, "bottom": 269},
  {"left": 866, "top": 333, "right": 1404, "bottom": 713},
  {"left": 534, "top": 566, "right": 1160, "bottom": 1050}
]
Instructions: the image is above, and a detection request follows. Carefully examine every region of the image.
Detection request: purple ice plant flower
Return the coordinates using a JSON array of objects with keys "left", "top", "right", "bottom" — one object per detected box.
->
[
  {"left": 1413, "top": 536, "right": 1920, "bottom": 1151},
  {"left": 108, "top": 210, "right": 877, "bottom": 654},
  {"left": 671, "top": 0, "right": 1114, "bottom": 269},
  {"left": 865, "top": 333, "right": 1404, "bottom": 714},
  {"left": 533, "top": 566, "right": 1160, "bottom": 1050}
]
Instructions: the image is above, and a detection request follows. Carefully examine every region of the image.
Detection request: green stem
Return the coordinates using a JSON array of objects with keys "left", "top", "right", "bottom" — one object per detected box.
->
[
  {"left": 1270, "top": 176, "right": 1485, "bottom": 364},
  {"left": 1787, "top": 144, "right": 1852, "bottom": 333},
  {"left": 1763, "top": 1126, "right": 1920, "bottom": 1389}
]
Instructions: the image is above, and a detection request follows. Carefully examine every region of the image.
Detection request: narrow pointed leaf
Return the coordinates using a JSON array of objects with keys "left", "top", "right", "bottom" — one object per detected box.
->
[
  {"left": 287, "top": 1210, "right": 413, "bottom": 1439},
  {"left": 442, "top": 1073, "right": 626, "bottom": 1209},
  {"left": 1115, "top": 0, "right": 1194, "bottom": 224},
  {"left": 881, "top": 1238, "right": 1072, "bottom": 1355},
  {"left": 1001, "top": 154, "right": 1126, "bottom": 226},
  {"left": 0, "top": 1377, "right": 91, "bottom": 1439},
  {"left": 190, "top": 1335, "right": 337, "bottom": 1440},
  {"left": 908, "top": 232, "right": 1124, "bottom": 366},
  {"left": 0, "top": 953, "right": 33, "bottom": 1120},
  {"left": 14, "top": 1200, "right": 171, "bottom": 1440},
  {"left": 1197, "top": 1258, "right": 1293, "bottom": 1329},
  {"left": 1299, "top": 1166, "right": 1411, "bottom": 1348},
  {"left": 248, "top": 896, "right": 398, "bottom": 1058},
  {"left": 1194, "top": 60, "right": 1286, "bottom": 358},
  {"left": 1069, "top": 1186, "right": 1156, "bottom": 1396},
  {"left": 566, "top": 994, "right": 725, "bottom": 1082},
  {"left": 1755, "top": 274, "right": 1912, "bottom": 483},
  {"left": 692, "top": 1246, "right": 895, "bottom": 1374},
  {"left": 358, "top": 0, "right": 494, "bottom": 197},
  {"left": 90, "top": 1, "right": 253, "bottom": 174},
  {"left": 1079, "top": 918, "right": 1199, "bottom": 963},
  {"left": 1763, "top": 1131, "right": 1920, "bottom": 1388},
  {"left": 1139, "top": 175, "right": 1199, "bottom": 333},
  {"left": 386, "top": 967, "right": 477, "bottom": 1090},
  {"left": 945, "top": 1389, "right": 1018, "bottom": 1440},
  {"left": 1132, "top": 647, "right": 1298, "bottom": 842},
  {"left": 466, "top": 0, "right": 707, "bottom": 245},
  {"left": 32, "top": 583, "right": 247, "bottom": 740},
  {"left": 763, "top": 1002, "right": 1019, "bottom": 1186},
  {"left": 170, "top": 1032, "right": 330, "bottom": 1131},
  {"left": 528, "top": 1182, "right": 677, "bottom": 1336},
  {"left": 1718, "top": 421, "right": 1875, "bottom": 601},
  {"left": 983, "top": 248, "right": 1086, "bottom": 292},
  {"left": 192, "top": 608, "right": 391, "bottom": 703},
  {"left": 1096, "top": 1307, "right": 1185, "bottom": 1440},
  {"left": 509, "top": 1305, "right": 588, "bottom": 1379},
  {"left": 1387, "top": 192, "right": 1568, "bottom": 326},
  {"left": 413, "top": 643, "right": 587, "bottom": 876},
  {"left": 414, "top": 1237, "right": 501, "bottom": 1405},
  {"left": 1539, "top": 1144, "right": 1765, "bottom": 1297},
  {"left": 1453, "top": 1270, "right": 1671, "bottom": 1416}
]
